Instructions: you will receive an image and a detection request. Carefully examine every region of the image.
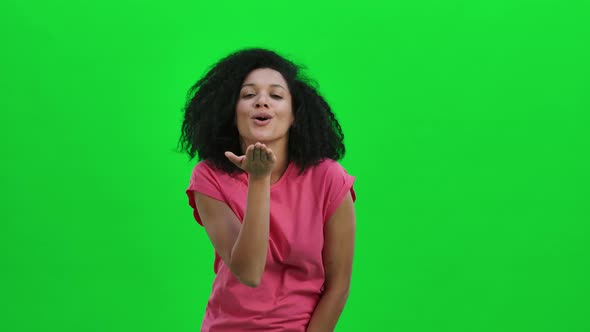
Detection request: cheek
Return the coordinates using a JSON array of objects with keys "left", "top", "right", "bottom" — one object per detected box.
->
[
  {"left": 235, "top": 101, "right": 248, "bottom": 114},
  {"left": 284, "top": 108, "right": 295, "bottom": 124},
  {"left": 235, "top": 103, "right": 250, "bottom": 122}
]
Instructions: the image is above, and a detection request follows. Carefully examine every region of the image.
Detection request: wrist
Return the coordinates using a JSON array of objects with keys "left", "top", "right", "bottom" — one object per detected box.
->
[{"left": 248, "top": 173, "right": 271, "bottom": 184}]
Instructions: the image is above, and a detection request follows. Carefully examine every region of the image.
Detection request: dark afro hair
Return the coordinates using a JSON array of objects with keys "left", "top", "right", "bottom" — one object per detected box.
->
[{"left": 178, "top": 48, "right": 345, "bottom": 176}]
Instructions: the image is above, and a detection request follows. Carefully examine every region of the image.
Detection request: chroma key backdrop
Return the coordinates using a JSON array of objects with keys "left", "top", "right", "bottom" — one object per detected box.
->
[{"left": 1, "top": 0, "right": 588, "bottom": 331}]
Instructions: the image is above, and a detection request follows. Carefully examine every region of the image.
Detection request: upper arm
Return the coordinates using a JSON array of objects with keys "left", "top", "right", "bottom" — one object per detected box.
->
[
  {"left": 193, "top": 191, "right": 241, "bottom": 266},
  {"left": 323, "top": 191, "right": 356, "bottom": 293}
]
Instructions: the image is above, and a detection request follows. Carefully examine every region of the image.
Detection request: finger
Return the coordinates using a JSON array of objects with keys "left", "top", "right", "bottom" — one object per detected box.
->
[
  {"left": 253, "top": 143, "right": 261, "bottom": 161},
  {"left": 265, "top": 149, "right": 274, "bottom": 163},
  {"left": 245, "top": 145, "right": 254, "bottom": 162},
  {"left": 259, "top": 145, "right": 268, "bottom": 162},
  {"left": 224, "top": 151, "right": 244, "bottom": 166},
  {"left": 224, "top": 151, "right": 237, "bottom": 161},
  {"left": 262, "top": 145, "right": 273, "bottom": 162}
]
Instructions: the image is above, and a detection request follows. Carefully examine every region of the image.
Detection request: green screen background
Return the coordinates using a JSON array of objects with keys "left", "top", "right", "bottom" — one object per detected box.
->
[{"left": 1, "top": 0, "right": 588, "bottom": 331}]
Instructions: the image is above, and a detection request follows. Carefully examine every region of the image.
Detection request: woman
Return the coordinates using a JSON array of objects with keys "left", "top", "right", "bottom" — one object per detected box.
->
[{"left": 179, "top": 48, "right": 356, "bottom": 331}]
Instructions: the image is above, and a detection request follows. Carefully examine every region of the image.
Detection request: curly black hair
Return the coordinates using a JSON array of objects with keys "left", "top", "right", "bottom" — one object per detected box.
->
[{"left": 178, "top": 48, "right": 345, "bottom": 176}]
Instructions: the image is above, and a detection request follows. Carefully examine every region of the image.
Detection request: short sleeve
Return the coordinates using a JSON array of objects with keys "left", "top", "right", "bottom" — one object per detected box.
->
[
  {"left": 186, "top": 161, "right": 226, "bottom": 226},
  {"left": 323, "top": 160, "right": 356, "bottom": 223}
]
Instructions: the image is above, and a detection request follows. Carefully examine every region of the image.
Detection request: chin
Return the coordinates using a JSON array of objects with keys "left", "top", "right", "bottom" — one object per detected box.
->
[{"left": 249, "top": 131, "right": 275, "bottom": 141}]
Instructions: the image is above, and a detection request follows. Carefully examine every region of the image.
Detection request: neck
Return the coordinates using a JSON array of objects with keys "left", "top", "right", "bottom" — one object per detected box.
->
[{"left": 271, "top": 144, "right": 289, "bottom": 185}]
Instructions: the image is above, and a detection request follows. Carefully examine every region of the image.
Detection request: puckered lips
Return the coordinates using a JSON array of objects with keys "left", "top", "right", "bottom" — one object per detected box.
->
[{"left": 251, "top": 111, "right": 273, "bottom": 126}]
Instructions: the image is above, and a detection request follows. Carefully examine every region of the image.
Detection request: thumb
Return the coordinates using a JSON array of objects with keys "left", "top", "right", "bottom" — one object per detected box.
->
[{"left": 225, "top": 151, "right": 244, "bottom": 167}]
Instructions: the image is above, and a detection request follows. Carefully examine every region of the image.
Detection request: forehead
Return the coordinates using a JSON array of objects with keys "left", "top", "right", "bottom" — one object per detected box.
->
[{"left": 242, "top": 68, "right": 288, "bottom": 88}]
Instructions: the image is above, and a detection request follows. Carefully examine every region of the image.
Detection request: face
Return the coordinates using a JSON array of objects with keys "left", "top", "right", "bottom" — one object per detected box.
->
[{"left": 235, "top": 68, "right": 294, "bottom": 151}]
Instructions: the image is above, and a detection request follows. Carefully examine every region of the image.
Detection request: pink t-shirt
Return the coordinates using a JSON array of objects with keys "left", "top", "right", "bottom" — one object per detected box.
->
[{"left": 186, "top": 158, "right": 356, "bottom": 331}]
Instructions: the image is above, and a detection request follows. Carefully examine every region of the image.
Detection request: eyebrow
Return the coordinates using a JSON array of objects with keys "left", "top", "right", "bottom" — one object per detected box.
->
[{"left": 241, "top": 83, "right": 287, "bottom": 90}]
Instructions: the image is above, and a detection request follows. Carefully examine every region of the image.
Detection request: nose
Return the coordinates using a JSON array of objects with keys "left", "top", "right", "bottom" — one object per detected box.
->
[{"left": 255, "top": 94, "right": 269, "bottom": 109}]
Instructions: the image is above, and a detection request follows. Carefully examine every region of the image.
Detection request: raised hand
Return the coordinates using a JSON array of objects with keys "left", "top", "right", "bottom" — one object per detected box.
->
[{"left": 225, "top": 143, "right": 276, "bottom": 178}]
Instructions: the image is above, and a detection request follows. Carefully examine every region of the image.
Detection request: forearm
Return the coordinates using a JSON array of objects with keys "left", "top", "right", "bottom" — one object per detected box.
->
[
  {"left": 306, "top": 288, "right": 350, "bottom": 332},
  {"left": 230, "top": 175, "right": 271, "bottom": 287}
]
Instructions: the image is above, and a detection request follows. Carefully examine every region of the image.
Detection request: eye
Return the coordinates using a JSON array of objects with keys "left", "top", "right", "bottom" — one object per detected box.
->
[
  {"left": 271, "top": 95, "right": 283, "bottom": 99},
  {"left": 242, "top": 93, "right": 255, "bottom": 98}
]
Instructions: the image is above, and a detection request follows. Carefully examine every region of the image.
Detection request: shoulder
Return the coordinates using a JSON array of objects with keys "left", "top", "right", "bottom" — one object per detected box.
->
[
  {"left": 308, "top": 159, "right": 356, "bottom": 221},
  {"left": 188, "top": 159, "right": 243, "bottom": 196},
  {"left": 189, "top": 160, "right": 217, "bottom": 186},
  {"left": 191, "top": 159, "right": 239, "bottom": 182},
  {"left": 309, "top": 158, "right": 352, "bottom": 179},
  {"left": 191, "top": 159, "right": 216, "bottom": 176},
  {"left": 300, "top": 158, "right": 355, "bottom": 198}
]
